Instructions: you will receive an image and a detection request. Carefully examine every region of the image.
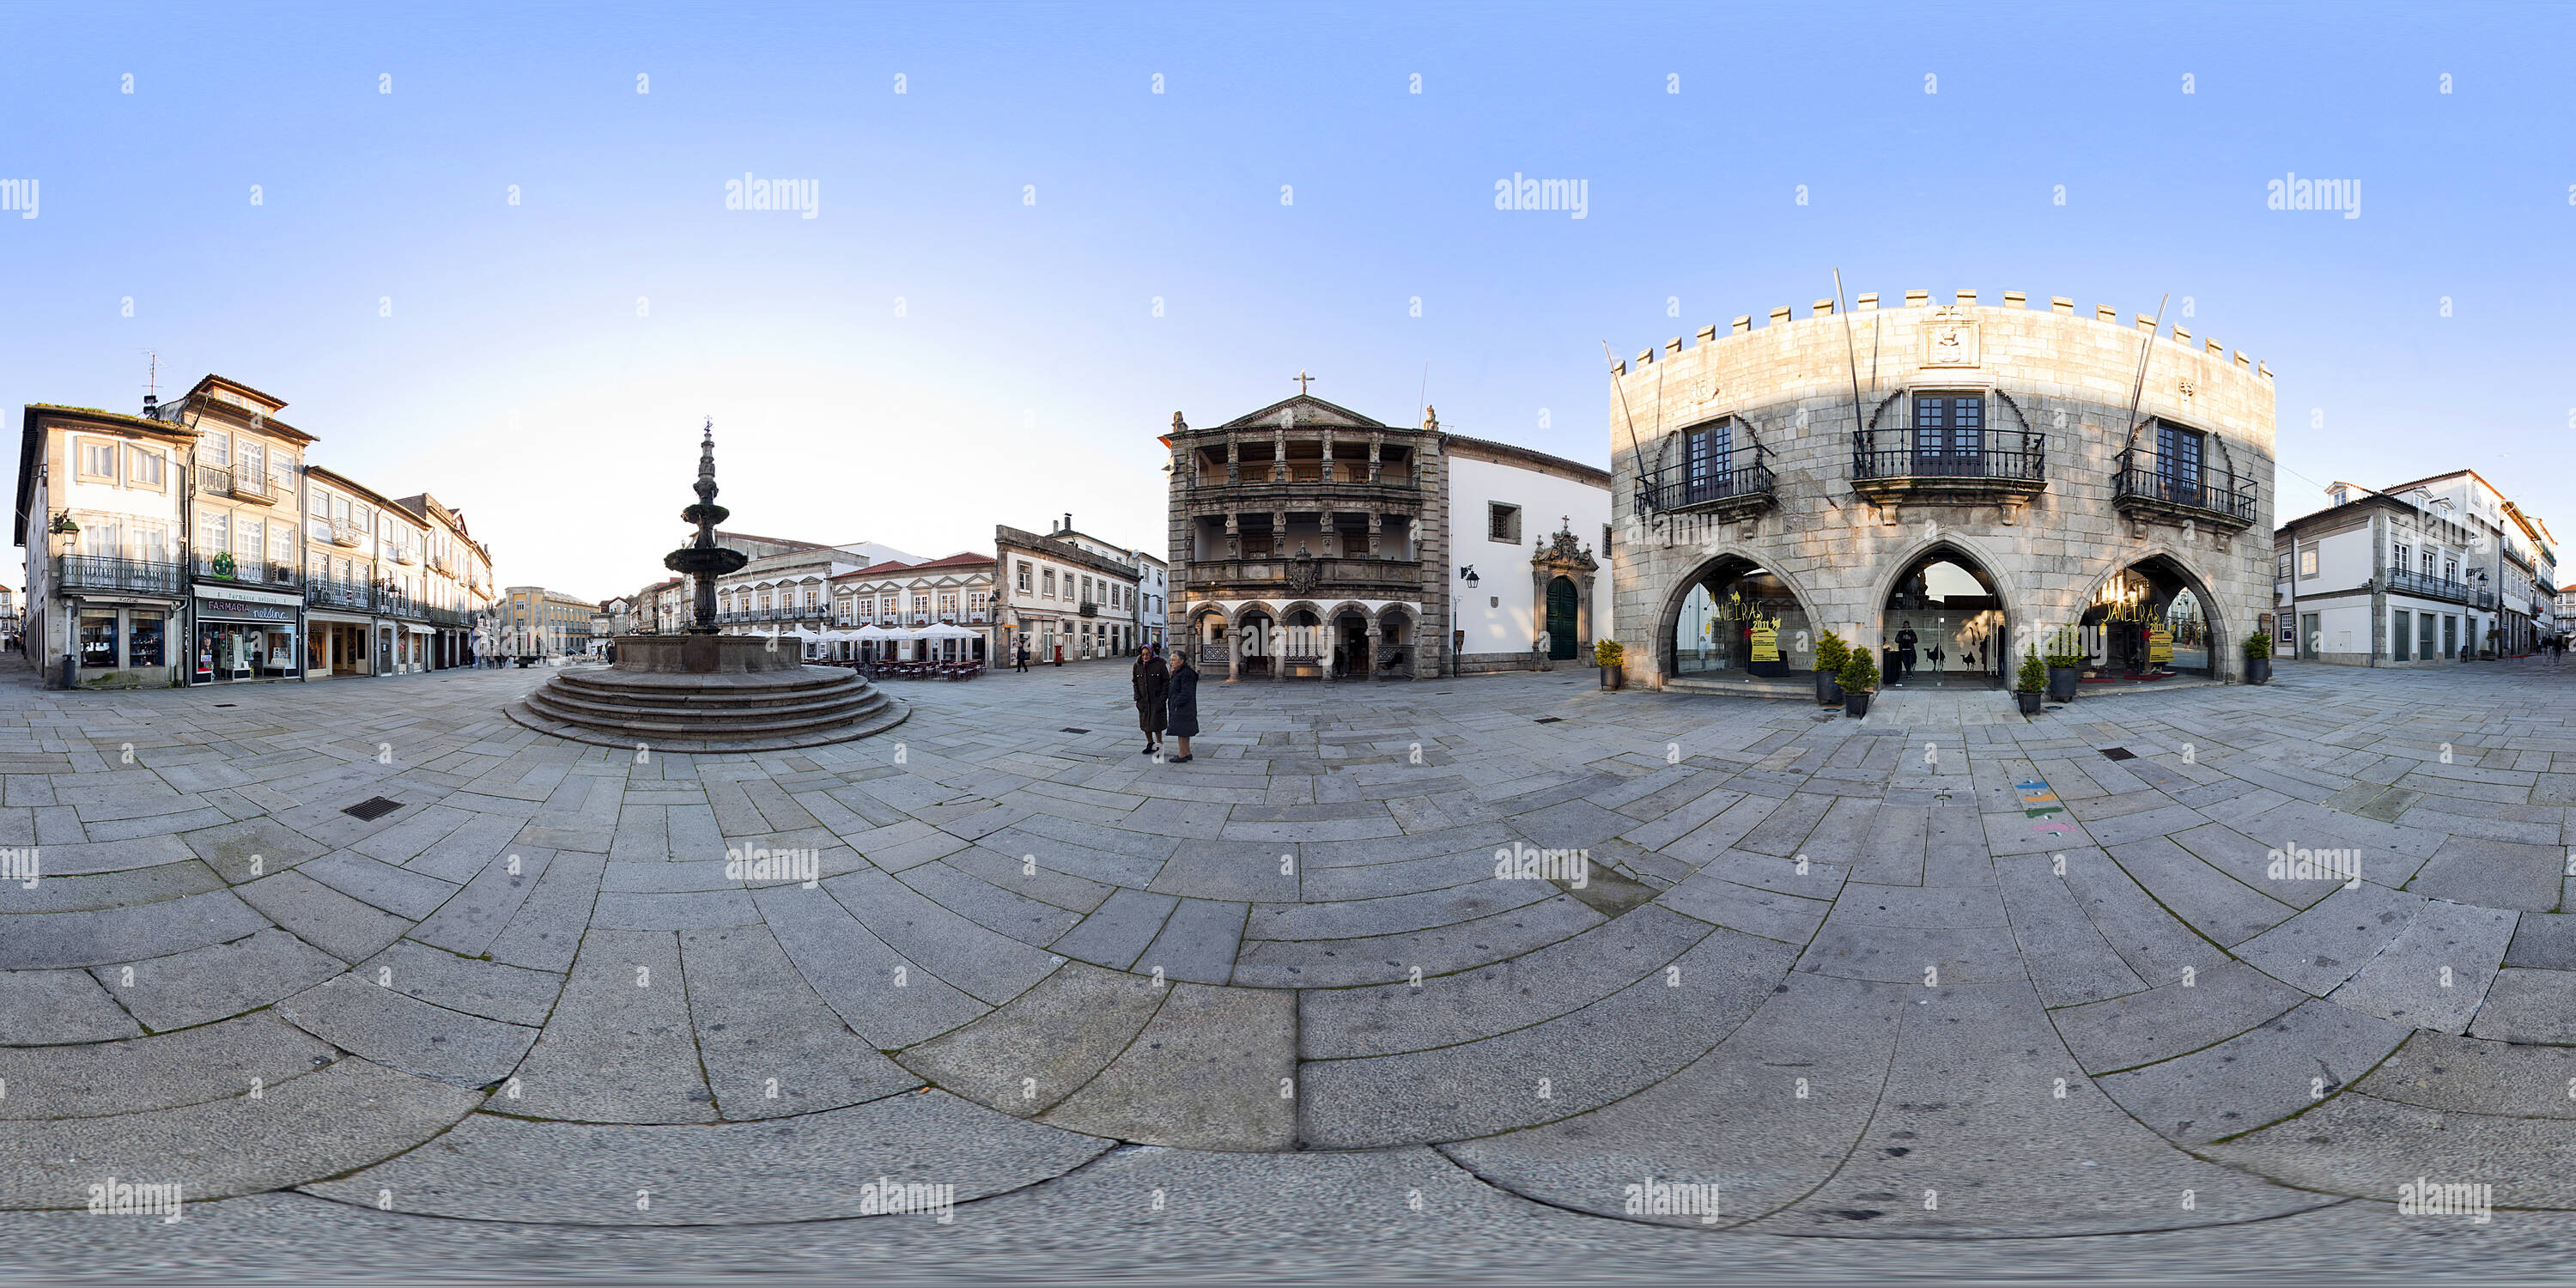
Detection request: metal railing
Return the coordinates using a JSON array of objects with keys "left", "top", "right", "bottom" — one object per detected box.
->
[
  {"left": 327, "top": 521, "right": 366, "bottom": 548},
  {"left": 2385, "top": 568, "right": 2471, "bottom": 604},
  {"left": 2113, "top": 452, "right": 2257, "bottom": 523},
  {"left": 1634, "top": 459, "right": 1776, "bottom": 513},
  {"left": 57, "top": 554, "right": 185, "bottom": 595},
  {"left": 1853, "top": 443, "right": 2046, "bottom": 483},
  {"left": 306, "top": 579, "right": 374, "bottom": 610},
  {"left": 194, "top": 555, "right": 301, "bottom": 588}
]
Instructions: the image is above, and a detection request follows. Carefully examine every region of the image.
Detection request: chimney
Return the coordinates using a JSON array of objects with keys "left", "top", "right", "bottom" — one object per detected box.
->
[{"left": 1062, "top": 513, "right": 1073, "bottom": 534}]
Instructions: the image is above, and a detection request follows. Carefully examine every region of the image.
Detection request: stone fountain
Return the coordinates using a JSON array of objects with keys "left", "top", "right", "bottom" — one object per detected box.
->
[{"left": 507, "top": 421, "right": 907, "bottom": 751}]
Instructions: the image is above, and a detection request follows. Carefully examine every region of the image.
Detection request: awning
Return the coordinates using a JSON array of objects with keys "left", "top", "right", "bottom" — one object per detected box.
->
[{"left": 406, "top": 623, "right": 435, "bottom": 635}]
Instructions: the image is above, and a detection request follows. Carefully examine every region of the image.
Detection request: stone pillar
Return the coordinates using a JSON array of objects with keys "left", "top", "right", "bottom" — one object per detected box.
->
[
  {"left": 1530, "top": 566, "right": 1550, "bottom": 663},
  {"left": 1576, "top": 569, "right": 1594, "bottom": 659},
  {"left": 1224, "top": 511, "right": 1239, "bottom": 556},
  {"left": 1226, "top": 438, "right": 1240, "bottom": 484},
  {"left": 1365, "top": 623, "right": 1382, "bottom": 681},
  {"left": 1367, "top": 512, "right": 1382, "bottom": 558},
  {"left": 1227, "top": 619, "right": 1242, "bottom": 683},
  {"left": 1369, "top": 434, "right": 1383, "bottom": 483}
]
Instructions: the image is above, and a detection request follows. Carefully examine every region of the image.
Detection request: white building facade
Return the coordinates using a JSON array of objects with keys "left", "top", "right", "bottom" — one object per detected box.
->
[{"left": 1444, "top": 435, "right": 1614, "bottom": 673}]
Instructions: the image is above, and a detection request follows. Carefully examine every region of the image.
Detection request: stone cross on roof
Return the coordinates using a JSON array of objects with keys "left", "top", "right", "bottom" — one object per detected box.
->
[{"left": 1295, "top": 371, "right": 1314, "bottom": 394}]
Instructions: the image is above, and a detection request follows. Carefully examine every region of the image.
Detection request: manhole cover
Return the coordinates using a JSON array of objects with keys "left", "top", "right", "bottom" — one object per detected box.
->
[
  {"left": 214, "top": 702, "right": 236, "bottom": 708},
  {"left": 343, "top": 797, "right": 404, "bottom": 821},
  {"left": 2099, "top": 747, "right": 2136, "bottom": 761},
  {"left": 1533, "top": 717, "right": 1563, "bottom": 724},
  {"left": 1060, "top": 727, "right": 1090, "bottom": 734}
]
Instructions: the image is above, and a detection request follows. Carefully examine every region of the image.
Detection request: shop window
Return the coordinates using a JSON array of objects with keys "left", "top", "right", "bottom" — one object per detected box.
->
[{"left": 80, "top": 611, "right": 119, "bottom": 668}]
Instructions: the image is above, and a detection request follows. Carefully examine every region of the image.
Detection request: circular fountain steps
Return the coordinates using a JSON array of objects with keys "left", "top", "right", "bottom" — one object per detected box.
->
[{"left": 507, "top": 666, "right": 908, "bottom": 751}]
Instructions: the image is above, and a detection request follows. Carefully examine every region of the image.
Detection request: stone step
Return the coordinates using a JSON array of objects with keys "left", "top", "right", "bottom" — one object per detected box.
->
[
  {"left": 523, "top": 683, "right": 889, "bottom": 725},
  {"left": 519, "top": 690, "right": 893, "bottom": 738}
]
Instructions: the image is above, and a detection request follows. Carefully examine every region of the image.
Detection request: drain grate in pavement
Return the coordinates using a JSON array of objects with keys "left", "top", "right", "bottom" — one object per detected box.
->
[
  {"left": 2099, "top": 747, "right": 2136, "bottom": 761},
  {"left": 214, "top": 702, "right": 236, "bottom": 708},
  {"left": 1060, "top": 727, "right": 1090, "bottom": 734},
  {"left": 1533, "top": 716, "right": 1563, "bottom": 724},
  {"left": 343, "top": 796, "right": 403, "bottom": 821}
]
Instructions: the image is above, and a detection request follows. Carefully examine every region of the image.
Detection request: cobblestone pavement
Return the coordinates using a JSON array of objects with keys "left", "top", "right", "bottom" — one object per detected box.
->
[{"left": 3, "top": 653, "right": 2573, "bottom": 1279}]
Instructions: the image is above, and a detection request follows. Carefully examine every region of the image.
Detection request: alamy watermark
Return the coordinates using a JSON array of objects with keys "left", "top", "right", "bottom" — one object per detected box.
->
[
  {"left": 1623, "top": 1176, "right": 1720, "bottom": 1224},
  {"left": 0, "top": 846, "right": 35, "bottom": 889},
  {"left": 88, "top": 1177, "right": 183, "bottom": 1223},
  {"left": 725, "top": 173, "right": 818, "bottom": 219},
  {"left": 857, "top": 1176, "right": 954, "bottom": 1223},
  {"left": 725, "top": 845, "right": 819, "bottom": 888},
  {"left": 2397, "top": 1177, "right": 2492, "bottom": 1223},
  {"left": 1493, "top": 173, "right": 1587, "bottom": 219},
  {"left": 1494, "top": 841, "right": 1589, "bottom": 888},
  {"left": 0, "top": 178, "right": 34, "bottom": 219},
  {"left": 2266, "top": 172, "right": 2359, "bottom": 219},
  {"left": 2266, "top": 842, "right": 2361, "bottom": 888}
]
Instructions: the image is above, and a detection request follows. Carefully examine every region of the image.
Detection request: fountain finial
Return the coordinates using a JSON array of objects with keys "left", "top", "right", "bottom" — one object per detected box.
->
[{"left": 665, "top": 418, "right": 750, "bottom": 634}]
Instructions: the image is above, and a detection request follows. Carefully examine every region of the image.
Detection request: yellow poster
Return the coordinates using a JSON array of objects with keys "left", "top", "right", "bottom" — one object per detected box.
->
[
  {"left": 2148, "top": 626, "right": 2172, "bottom": 666},
  {"left": 1749, "top": 621, "right": 1780, "bottom": 662}
]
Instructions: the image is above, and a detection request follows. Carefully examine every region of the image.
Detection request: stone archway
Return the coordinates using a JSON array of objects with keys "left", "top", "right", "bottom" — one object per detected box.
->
[
  {"left": 1656, "top": 552, "right": 1825, "bottom": 682},
  {"left": 2074, "top": 550, "right": 2232, "bottom": 683},
  {"left": 1875, "top": 541, "right": 2016, "bottom": 689},
  {"left": 1376, "top": 605, "right": 1414, "bottom": 679},
  {"left": 1232, "top": 602, "right": 1278, "bottom": 682}
]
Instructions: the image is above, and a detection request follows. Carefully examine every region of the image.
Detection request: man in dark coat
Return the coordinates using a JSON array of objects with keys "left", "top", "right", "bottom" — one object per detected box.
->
[
  {"left": 1165, "top": 651, "right": 1200, "bottom": 762},
  {"left": 1132, "top": 644, "right": 1169, "bottom": 756},
  {"left": 1895, "top": 621, "right": 1918, "bottom": 678}
]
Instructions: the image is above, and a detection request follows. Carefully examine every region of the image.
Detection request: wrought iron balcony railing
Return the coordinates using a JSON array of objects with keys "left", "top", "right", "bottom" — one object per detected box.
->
[
  {"left": 57, "top": 554, "right": 185, "bottom": 596},
  {"left": 1853, "top": 445, "right": 2047, "bottom": 483},
  {"left": 2384, "top": 569, "right": 2471, "bottom": 604},
  {"left": 1635, "top": 459, "right": 1777, "bottom": 515},
  {"left": 2113, "top": 452, "right": 2257, "bottom": 526},
  {"left": 194, "top": 555, "right": 301, "bottom": 588}
]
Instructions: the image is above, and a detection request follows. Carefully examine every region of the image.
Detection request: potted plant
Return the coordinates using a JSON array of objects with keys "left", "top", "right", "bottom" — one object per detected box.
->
[
  {"left": 2242, "top": 629, "right": 2271, "bottom": 684},
  {"left": 1837, "top": 647, "right": 1879, "bottom": 718},
  {"left": 1594, "top": 637, "right": 1625, "bottom": 690},
  {"left": 1813, "top": 629, "right": 1848, "bottom": 707},
  {"left": 2014, "top": 645, "right": 2046, "bottom": 715},
  {"left": 2043, "top": 623, "right": 2084, "bottom": 702}
]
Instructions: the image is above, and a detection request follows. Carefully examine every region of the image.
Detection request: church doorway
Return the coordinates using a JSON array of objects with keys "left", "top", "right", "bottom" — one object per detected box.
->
[
  {"left": 1545, "top": 576, "right": 1579, "bottom": 660},
  {"left": 1880, "top": 547, "right": 2008, "bottom": 689}
]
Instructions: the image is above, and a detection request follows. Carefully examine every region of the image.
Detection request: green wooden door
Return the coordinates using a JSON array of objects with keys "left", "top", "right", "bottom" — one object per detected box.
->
[{"left": 1546, "top": 577, "right": 1578, "bottom": 659}]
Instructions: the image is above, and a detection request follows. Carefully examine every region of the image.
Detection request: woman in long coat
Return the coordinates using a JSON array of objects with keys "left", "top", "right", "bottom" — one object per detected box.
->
[
  {"left": 1132, "top": 645, "right": 1169, "bottom": 756},
  {"left": 1164, "top": 651, "right": 1200, "bottom": 762}
]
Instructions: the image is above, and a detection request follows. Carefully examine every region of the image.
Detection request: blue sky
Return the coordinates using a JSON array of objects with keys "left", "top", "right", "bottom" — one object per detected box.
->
[{"left": 4, "top": 2, "right": 2569, "bottom": 596}]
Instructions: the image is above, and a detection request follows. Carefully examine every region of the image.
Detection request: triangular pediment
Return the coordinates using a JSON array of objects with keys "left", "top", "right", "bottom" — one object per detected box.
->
[{"left": 1218, "top": 394, "right": 1390, "bottom": 431}]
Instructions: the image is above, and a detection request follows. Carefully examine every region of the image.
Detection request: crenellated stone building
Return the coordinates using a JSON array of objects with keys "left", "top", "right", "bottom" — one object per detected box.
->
[{"left": 1608, "top": 289, "right": 2276, "bottom": 692}]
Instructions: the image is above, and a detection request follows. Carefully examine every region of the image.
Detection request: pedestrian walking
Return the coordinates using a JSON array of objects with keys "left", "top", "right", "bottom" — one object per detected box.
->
[
  {"left": 1132, "top": 644, "right": 1169, "bottom": 756},
  {"left": 1165, "top": 650, "right": 1199, "bottom": 762},
  {"left": 1015, "top": 641, "right": 1029, "bottom": 672}
]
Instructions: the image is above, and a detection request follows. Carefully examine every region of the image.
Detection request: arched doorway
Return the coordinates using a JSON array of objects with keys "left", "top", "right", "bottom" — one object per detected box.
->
[
  {"left": 1238, "top": 609, "right": 1273, "bottom": 677},
  {"left": 1282, "top": 608, "right": 1322, "bottom": 678},
  {"left": 2077, "top": 555, "right": 2221, "bottom": 683},
  {"left": 1332, "top": 607, "right": 1370, "bottom": 678},
  {"left": 1378, "top": 607, "right": 1413, "bottom": 678},
  {"left": 1881, "top": 548, "right": 2008, "bottom": 689},
  {"left": 1668, "top": 556, "right": 1814, "bottom": 680},
  {"left": 1544, "top": 577, "right": 1579, "bottom": 660}
]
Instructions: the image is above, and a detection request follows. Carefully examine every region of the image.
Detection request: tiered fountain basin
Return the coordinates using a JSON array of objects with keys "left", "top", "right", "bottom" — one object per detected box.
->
[{"left": 507, "top": 634, "right": 908, "bottom": 752}]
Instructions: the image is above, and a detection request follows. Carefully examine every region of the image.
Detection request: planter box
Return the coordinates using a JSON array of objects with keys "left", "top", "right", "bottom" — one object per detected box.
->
[
  {"left": 2014, "top": 690, "right": 2043, "bottom": 715},
  {"left": 2243, "top": 656, "right": 2270, "bottom": 685},
  {"left": 2045, "top": 666, "right": 2080, "bottom": 702},
  {"left": 1844, "top": 690, "right": 1872, "bottom": 718},
  {"left": 1600, "top": 665, "right": 1623, "bottom": 691},
  {"left": 1815, "top": 671, "right": 1843, "bottom": 706}
]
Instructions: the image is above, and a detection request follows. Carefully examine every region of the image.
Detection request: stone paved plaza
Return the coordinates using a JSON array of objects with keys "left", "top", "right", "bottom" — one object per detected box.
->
[{"left": 3, "top": 653, "right": 2574, "bottom": 1280}]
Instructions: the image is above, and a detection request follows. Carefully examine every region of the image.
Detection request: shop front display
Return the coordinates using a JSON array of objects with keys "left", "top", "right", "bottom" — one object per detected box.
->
[{"left": 191, "top": 588, "right": 302, "bottom": 683}]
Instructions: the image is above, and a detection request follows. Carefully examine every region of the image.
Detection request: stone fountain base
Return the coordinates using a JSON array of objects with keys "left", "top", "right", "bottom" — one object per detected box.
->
[{"left": 505, "top": 634, "right": 908, "bottom": 752}]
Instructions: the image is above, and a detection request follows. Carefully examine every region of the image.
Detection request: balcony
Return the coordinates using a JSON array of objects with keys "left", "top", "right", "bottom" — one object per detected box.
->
[
  {"left": 1850, "top": 439, "right": 2047, "bottom": 507},
  {"left": 391, "top": 546, "right": 418, "bottom": 567},
  {"left": 1187, "top": 556, "right": 1424, "bottom": 593},
  {"left": 56, "top": 554, "right": 185, "bottom": 596},
  {"left": 2384, "top": 569, "right": 2471, "bottom": 605},
  {"left": 195, "top": 465, "right": 277, "bottom": 505},
  {"left": 327, "top": 521, "right": 366, "bottom": 549},
  {"left": 306, "top": 579, "right": 364, "bottom": 610},
  {"left": 1191, "top": 459, "right": 1422, "bottom": 499},
  {"left": 428, "top": 550, "right": 453, "bottom": 574},
  {"left": 1635, "top": 458, "right": 1776, "bottom": 521},
  {"left": 194, "top": 555, "right": 301, "bottom": 589},
  {"left": 1078, "top": 601, "right": 1099, "bottom": 618},
  {"left": 2112, "top": 452, "right": 2257, "bottom": 532}
]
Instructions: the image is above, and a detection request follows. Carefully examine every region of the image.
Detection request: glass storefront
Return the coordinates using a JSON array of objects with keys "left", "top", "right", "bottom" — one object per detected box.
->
[
  {"left": 2075, "top": 560, "right": 2214, "bottom": 680},
  {"left": 1674, "top": 563, "right": 1813, "bottom": 678},
  {"left": 75, "top": 606, "right": 169, "bottom": 675},
  {"left": 1880, "top": 554, "right": 2007, "bottom": 688}
]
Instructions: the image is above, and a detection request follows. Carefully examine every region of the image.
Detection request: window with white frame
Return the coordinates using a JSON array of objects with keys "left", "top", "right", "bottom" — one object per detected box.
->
[
  {"left": 1017, "top": 562, "right": 1031, "bottom": 592},
  {"left": 202, "top": 430, "right": 230, "bottom": 469},
  {"left": 79, "top": 438, "right": 118, "bottom": 481},
  {"left": 1042, "top": 568, "right": 1055, "bottom": 598},
  {"left": 129, "top": 445, "right": 165, "bottom": 489},
  {"left": 2298, "top": 549, "right": 2318, "bottom": 578}
]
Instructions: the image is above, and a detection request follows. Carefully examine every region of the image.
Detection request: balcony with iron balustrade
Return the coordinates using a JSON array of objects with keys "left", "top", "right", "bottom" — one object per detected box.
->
[
  {"left": 1849, "top": 435, "right": 2048, "bottom": 507},
  {"left": 2111, "top": 451, "right": 2257, "bottom": 532},
  {"left": 2382, "top": 568, "right": 2471, "bottom": 605},
  {"left": 1633, "top": 456, "right": 1777, "bottom": 523},
  {"left": 56, "top": 554, "right": 185, "bottom": 596},
  {"left": 193, "top": 554, "right": 301, "bottom": 589},
  {"left": 196, "top": 465, "right": 278, "bottom": 506}
]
